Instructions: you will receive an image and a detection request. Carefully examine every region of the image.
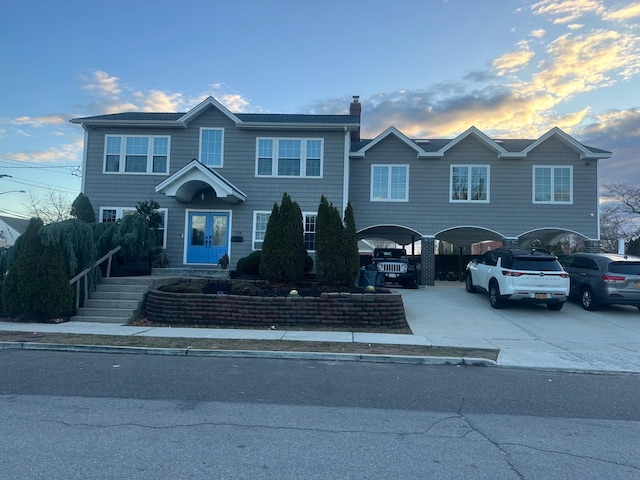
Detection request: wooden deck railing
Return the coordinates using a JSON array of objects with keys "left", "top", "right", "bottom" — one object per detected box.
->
[{"left": 68, "top": 245, "right": 122, "bottom": 312}]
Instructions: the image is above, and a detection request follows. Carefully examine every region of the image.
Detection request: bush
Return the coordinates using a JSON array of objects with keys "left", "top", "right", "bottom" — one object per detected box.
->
[
  {"left": 236, "top": 251, "right": 262, "bottom": 275},
  {"left": 2, "top": 218, "right": 73, "bottom": 320},
  {"left": 70, "top": 193, "right": 96, "bottom": 223}
]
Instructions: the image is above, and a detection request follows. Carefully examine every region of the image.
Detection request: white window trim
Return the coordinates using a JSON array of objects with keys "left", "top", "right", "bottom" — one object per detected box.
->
[
  {"left": 532, "top": 165, "right": 573, "bottom": 204},
  {"left": 255, "top": 137, "right": 324, "bottom": 178},
  {"left": 252, "top": 210, "right": 318, "bottom": 251},
  {"left": 252, "top": 210, "right": 272, "bottom": 250},
  {"left": 199, "top": 127, "right": 225, "bottom": 167},
  {"left": 99, "top": 206, "right": 168, "bottom": 248},
  {"left": 449, "top": 164, "right": 490, "bottom": 203},
  {"left": 370, "top": 164, "right": 409, "bottom": 202},
  {"left": 302, "top": 211, "right": 318, "bottom": 252},
  {"left": 103, "top": 135, "right": 170, "bottom": 175}
]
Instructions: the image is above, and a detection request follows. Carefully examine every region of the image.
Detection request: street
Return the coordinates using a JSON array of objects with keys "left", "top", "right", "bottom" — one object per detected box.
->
[{"left": 1, "top": 350, "right": 639, "bottom": 479}]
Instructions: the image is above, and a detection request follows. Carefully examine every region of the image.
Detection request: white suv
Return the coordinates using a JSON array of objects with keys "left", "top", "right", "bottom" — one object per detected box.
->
[{"left": 465, "top": 249, "right": 569, "bottom": 310}]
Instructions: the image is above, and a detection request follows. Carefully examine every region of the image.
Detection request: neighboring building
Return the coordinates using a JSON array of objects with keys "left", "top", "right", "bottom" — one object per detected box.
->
[
  {"left": 71, "top": 96, "right": 611, "bottom": 285},
  {"left": 0, "top": 215, "right": 30, "bottom": 248}
]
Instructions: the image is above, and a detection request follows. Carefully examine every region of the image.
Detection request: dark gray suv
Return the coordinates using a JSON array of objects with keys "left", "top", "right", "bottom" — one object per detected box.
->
[{"left": 560, "top": 253, "right": 640, "bottom": 311}]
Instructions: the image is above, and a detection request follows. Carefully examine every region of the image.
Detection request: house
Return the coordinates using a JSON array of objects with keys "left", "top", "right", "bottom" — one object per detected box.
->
[
  {"left": 0, "top": 215, "right": 30, "bottom": 248},
  {"left": 71, "top": 96, "right": 611, "bottom": 285}
]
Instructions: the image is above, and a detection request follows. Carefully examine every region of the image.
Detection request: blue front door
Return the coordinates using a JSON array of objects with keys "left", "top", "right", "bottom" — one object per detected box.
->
[{"left": 187, "top": 212, "right": 229, "bottom": 264}]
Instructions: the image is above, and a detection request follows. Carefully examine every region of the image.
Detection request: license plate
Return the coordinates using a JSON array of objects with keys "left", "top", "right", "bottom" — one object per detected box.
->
[
  {"left": 388, "top": 273, "right": 397, "bottom": 278},
  {"left": 535, "top": 293, "right": 547, "bottom": 300}
]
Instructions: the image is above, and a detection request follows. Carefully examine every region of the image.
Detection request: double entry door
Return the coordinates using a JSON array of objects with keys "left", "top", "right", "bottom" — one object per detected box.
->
[{"left": 187, "top": 211, "right": 229, "bottom": 264}]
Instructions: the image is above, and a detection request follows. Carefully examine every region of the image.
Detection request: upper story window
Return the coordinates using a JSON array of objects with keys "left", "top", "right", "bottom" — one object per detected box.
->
[
  {"left": 256, "top": 138, "right": 323, "bottom": 177},
  {"left": 370, "top": 165, "right": 409, "bottom": 202},
  {"left": 533, "top": 166, "right": 572, "bottom": 204},
  {"left": 200, "top": 128, "right": 224, "bottom": 167},
  {"left": 450, "top": 165, "right": 489, "bottom": 202},
  {"left": 100, "top": 206, "right": 167, "bottom": 248},
  {"left": 104, "top": 136, "right": 170, "bottom": 174}
]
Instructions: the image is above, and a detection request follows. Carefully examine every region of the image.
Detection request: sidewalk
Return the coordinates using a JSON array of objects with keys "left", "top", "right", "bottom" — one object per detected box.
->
[{"left": 2, "top": 283, "right": 640, "bottom": 373}]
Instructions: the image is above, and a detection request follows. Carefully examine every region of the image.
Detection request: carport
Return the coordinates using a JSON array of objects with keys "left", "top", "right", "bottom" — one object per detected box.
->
[{"left": 359, "top": 225, "right": 593, "bottom": 286}]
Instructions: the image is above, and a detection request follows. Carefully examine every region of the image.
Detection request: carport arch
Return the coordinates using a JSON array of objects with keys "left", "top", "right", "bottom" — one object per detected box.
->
[{"left": 517, "top": 228, "right": 591, "bottom": 251}]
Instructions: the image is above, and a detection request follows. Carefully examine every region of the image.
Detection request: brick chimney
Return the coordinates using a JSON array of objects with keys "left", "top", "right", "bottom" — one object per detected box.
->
[{"left": 349, "top": 95, "right": 361, "bottom": 142}]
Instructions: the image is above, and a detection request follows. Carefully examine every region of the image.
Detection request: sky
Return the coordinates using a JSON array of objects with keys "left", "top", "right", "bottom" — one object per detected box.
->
[{"left": 1, "top": 0, "right": 639, "bottom": 219}]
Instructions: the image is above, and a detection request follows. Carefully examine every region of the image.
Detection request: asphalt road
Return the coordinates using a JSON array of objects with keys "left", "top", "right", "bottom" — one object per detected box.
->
[{"left": 2, "top": 350, "right": 639, "bottom": 479}]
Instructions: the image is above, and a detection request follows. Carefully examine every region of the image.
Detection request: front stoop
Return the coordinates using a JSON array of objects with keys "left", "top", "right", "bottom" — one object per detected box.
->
[{"left": 71, "top": 276, "right": 181, "bottom": 324}]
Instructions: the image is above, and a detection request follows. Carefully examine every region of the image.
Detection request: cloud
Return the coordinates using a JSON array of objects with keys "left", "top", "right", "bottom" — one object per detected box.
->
[
  {"left": 10, "top": 114, "right": 66, "bottom": 127},
  {"left": 531, "top": 0, "right": 605, "bottom": 24},
  {"left": 133, "top": 90, "right": 185, "bottom": 112},
  {"left": 531, "top": 29, "right": 546, "bottom": 38},
  {"left": 520, "top": 29, "right": 640, "bottom": 100},
  {"left": 493, "top": 48, "right": 535, "bottom": 76},
  {"left": 81, "top": 70, "right": 121, "bottom": 97},
  {"left": 1, "top": 137, "right": 84, "bottom": 164},
  {"left": 603, "top": 2, "right": 640, "bottom": 21}
]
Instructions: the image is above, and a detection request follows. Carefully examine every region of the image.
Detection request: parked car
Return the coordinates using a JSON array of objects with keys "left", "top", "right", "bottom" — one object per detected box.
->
[
  {"left": 560, "top": 253, "right": 640, "bottom": 311},
  {"left": 465, "top": 248, "right": 569, "bottom": 310},
  {"left": 371, "top": 247, "right": 417, "bottom": 288}
]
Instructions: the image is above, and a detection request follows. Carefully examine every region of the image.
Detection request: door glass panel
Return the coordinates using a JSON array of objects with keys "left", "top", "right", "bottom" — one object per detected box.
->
[
  {"left": 212, "top": 216, "right": 227, "bottom": 246},
  {"left": 191, "top": 215, "right": 206, "bottom": 246}
]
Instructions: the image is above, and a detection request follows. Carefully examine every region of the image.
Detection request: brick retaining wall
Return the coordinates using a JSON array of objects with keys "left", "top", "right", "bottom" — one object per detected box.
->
[{"left": 144, "top": 290, "right": 408, "bottom": 329}]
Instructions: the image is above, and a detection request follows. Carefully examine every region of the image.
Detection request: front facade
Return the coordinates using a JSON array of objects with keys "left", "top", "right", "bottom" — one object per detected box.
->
[{"left": 71, "top": 96, "right": 611, "bottom": 285}]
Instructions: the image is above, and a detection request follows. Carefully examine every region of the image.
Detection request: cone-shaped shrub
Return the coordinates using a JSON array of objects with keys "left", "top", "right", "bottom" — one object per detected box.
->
[{"left": 70, "top": 193, "right": 96, "bottom": 223}]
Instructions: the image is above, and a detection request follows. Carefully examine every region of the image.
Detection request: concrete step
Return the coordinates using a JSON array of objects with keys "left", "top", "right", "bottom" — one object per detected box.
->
[
  {"left": 84, "top": 299, "right": 141, "bottom": 310},
  {"left": 90, "top": 291, "right": 147, "bottom": 301},
  {"left": 100, "top": 276, "right": 158, "bottom": 285},
  {"left": 70, "top": 315, "right": 130, "bottom": 324},
  {"left": 95, "top": 284, "right": 151, "bottom": 294},
  {"left": 75, "top": 307, "right": 138, "bottom": 318}
]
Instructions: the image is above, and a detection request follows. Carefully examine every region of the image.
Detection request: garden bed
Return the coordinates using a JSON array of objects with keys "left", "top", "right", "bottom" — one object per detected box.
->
[{"left": 143, "top": 278, "right": 408, "bottom": 330}]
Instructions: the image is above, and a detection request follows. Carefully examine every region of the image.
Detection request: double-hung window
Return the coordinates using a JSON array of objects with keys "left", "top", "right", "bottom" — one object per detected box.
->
[
  {"left": 533, "top": 166, "right": 572, "bottom": 203},
  {"left": 256, "top": 138, "right": 323, "bottom": 177},
  {"left": 303, "top": 213, "right": 317, "bottom": 251},
  {"left": 104, "top": 136, "right": 170, "bottom": 174},
  {"left": 252, "top": 211, "right": 317, "bottom": 251},
  {"left": 200, "top": 128, "right": 224, "bottom": 167},
  {"left": 450, "top": 165, "right": 489, "bottom": 202},
  {"left": 99, "top": 206, "right": 168, "bottom": 248},
  {"left": 370, "top": 165, "right": 409, "bottom": 201}
]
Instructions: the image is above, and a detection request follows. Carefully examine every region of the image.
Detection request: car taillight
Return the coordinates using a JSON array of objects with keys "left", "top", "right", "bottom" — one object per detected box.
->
[
  {"left": 602, "top": 275, "right": 625, "bottom": 283},
  {"left": 559, "top": 272, "right": 569, "bottom": 278},
  {"left": 502, "top": 270, "right": 524, "bottom": 276}
]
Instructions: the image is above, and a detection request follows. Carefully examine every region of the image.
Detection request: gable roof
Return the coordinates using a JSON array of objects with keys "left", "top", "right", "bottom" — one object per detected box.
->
[
  {"left": 0, "top": 215, "right": 30, "bottom": 234},
  {"left": 70, "top": 96, "right": 359, "bottom": 131},
  {"left": 350, "top": 126, "right": 429, "bottom": 158},
  {"left": 351, "top": 126, "right": 611, "bottom": 160},
  {"left": 155, "top": 160, "right": 246, "bottom": 203}
]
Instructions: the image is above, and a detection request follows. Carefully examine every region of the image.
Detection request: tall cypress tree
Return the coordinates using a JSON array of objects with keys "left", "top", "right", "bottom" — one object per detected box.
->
[
  {"left": 342, "top": 202, "right": 360, "bottom": 286},
  {"left": 278, "top": 193, "right": 306, "bottom": 282},
  {"left": 259, "top": 202, "right": 281, "bottom": 282}
]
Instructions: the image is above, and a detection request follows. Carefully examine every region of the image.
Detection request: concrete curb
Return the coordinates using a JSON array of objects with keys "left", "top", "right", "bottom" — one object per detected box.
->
[{"left": 0, "top": 341, "right": 497, "bottom": 366}]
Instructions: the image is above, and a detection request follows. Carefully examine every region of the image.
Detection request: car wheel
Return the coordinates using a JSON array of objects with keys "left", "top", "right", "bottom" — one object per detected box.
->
[
  {"left": 489, "top": 282, "right": 504, "bottom": 309},
  {"left": 465, "top": 273, "right": 477, "bottom": 293},
  {"left": 581, "top": 287, "right": 599, "bottom": 311},
  {"left": 547, "top": 302, "right": 563, "bottom": 311}
]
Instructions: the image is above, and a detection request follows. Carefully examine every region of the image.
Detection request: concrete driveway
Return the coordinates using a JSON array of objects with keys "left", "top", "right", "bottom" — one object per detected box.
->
[{"left": 400, "top": 282, "right": 640, "bottom": 373}]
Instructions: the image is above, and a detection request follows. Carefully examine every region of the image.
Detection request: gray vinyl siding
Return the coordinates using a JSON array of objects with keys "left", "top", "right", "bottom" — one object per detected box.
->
[
  {"left": 83, "top": 105, "right": 347, "bottom": 268},
  {"left": 349, "top": 135, "right": 599, "bottom": 240}
]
